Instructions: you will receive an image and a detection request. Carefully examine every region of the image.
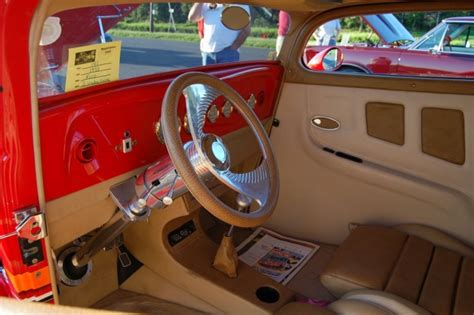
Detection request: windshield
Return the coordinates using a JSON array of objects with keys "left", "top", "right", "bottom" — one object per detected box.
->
[
  {"left": 37, "top": 3, "right": 281, "bottom": 99},
  {"left": 414, "top": 23, "right": 446, "bottom": 50}
]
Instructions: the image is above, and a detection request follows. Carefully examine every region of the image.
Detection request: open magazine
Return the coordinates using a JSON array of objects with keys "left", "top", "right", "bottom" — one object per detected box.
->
[{"left": 236, "top": 227, "right": 319, "bottom": 285}]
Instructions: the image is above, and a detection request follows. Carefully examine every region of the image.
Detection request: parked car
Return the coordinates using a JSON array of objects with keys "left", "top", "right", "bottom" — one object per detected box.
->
[{"left": 305, "top": 15, "right": 474, "bottom": 77}]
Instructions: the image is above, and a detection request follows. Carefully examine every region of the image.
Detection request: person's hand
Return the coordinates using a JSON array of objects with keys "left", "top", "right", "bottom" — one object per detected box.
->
[{"left": 188, "top": 3, "right": 204, "bottom": 22}]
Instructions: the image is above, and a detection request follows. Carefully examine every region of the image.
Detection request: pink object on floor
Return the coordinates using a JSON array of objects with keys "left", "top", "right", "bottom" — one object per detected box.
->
[{"left": 296, "top": 295, "right": 331, "bottom": 307}]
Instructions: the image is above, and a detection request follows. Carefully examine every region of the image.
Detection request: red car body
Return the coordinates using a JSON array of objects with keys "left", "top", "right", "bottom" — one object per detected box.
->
[{"left": 305, "top": 17, "right": 474, "bottom": 78}]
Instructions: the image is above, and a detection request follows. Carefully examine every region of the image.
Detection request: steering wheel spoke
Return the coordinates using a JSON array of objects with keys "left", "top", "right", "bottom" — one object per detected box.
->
[
  {"left": 184, "top": 83, "right": 220, "bottom": 140},
  {"left": 162, "top": 72, "right": 279, "bottom": 228},
  {"left": 220, "top": 161, "right": 270, "bottom": 206}
]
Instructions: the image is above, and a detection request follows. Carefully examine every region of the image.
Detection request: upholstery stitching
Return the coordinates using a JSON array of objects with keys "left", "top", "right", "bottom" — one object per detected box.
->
[
  {"left": 383, "top": 235, "right": 408, "bottom": 291},
  {"left": 416, "top": 245, "right": 436, "bottom": 305},
  {"left": 323, "top": 273, "right": 370, "bottom": 290},
  {"left": 450, "top": 256, "right": 464, "bottom": 315}
]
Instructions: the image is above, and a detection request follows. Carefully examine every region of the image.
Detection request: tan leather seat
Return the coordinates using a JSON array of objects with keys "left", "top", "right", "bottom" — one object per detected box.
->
[
  {"left": 320, "top": 224, "right": 474, "bottom": 315},
  {"left": 276, "top": 289, "right": 429, "bottom": 315}
]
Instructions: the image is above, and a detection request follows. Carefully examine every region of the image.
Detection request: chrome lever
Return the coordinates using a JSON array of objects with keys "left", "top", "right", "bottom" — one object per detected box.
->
[{"left": 163, "top": 171, "right": 179, "bottom": 206}]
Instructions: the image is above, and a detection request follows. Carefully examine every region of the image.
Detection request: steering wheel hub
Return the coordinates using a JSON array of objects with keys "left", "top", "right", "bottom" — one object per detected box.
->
[
  {"left": 201, "top": 134, "right": 230, "bottom": 171},
  {"left": 161, "top": 72, "right": 279, "bottom": 227}
]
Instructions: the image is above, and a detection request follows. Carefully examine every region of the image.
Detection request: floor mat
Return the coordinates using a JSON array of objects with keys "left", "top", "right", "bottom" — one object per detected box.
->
[
  {"left": 286, "top": 244, "right": 337, "bottom": 302},
  {"left": 202, "top": 210, "right": 337, "bottom": 302},
  {"left": 93, "top": 289, "right": 207, "bottom": 314}
]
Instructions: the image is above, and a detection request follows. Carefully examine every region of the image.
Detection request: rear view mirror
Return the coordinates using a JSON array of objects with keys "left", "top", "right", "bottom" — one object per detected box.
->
[
  {"left": 221, "top": 6, "right": 250, "bottom": 30},
  {"left": 307, "top": 47, "right": 344, "bottom": 72}
]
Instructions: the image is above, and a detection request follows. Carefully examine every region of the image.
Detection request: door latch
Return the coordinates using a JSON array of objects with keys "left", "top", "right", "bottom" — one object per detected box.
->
[{"left": 0, "top": 207, "right": 47, "bottom": 241}]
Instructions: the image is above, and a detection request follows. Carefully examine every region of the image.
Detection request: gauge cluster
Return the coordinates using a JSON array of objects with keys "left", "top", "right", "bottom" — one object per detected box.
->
[{"left": 155, "top": 92, "right": 264, "bottom": 144}]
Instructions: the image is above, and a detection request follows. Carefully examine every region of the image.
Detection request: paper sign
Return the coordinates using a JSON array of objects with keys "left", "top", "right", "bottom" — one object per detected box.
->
[{"left": 65, "top": 41, "right": 121, "bottom": 92}]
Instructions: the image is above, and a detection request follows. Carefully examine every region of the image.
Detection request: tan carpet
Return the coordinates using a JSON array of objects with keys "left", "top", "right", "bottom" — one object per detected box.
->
[
  {"left": 93, "top": 289, "right": 207, "bottom": 314},
  {"left": 286, "top": 244, "right": 337, "bottom": 302},
  {"left": 202, "top": 210, "right": 337, "bottom": 302}
]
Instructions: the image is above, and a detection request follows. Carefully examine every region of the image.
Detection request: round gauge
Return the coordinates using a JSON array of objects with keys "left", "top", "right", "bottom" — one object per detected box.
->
[
  {"left": 248, "top": 94, "right": 256, "bottom": 110},
  {"left": 207, "top": 104, "right": 220, "bottom": 123},
  {"left": 222, "top": 100, "right": 233, "bottom": 118},
  {"left": 155, "top": 118, "right": 181, "bottom": 144}
]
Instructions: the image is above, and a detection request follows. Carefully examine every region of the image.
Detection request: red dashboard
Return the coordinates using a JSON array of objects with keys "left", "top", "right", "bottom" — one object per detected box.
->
[{"left": 39, "top": 61, "right": 283, "bottom": 201}]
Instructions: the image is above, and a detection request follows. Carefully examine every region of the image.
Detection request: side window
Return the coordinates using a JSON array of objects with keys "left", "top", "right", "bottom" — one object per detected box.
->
[
  {"left": 443, "top": 24, "right": 474, "bottom": 53},
  {"left": 303, "top": 11, "right": 474, "bottom": 79},
  {"left": 37, "top": 3, "right": 286, "bottom": 98},
  {"left": 415, "top": 24, "right": 446, "bottom": 51}
]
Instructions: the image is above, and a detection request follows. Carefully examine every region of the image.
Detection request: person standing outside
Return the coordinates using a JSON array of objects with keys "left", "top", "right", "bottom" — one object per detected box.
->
[
  {"left": 188, "top": 3, "right": 251, "bottom": 65},
  {"left": 276, "top": 11, "right": 290, "bottom": 55},
  {"left": 314, "top": 19, "right": 341, "bottom": 46}
]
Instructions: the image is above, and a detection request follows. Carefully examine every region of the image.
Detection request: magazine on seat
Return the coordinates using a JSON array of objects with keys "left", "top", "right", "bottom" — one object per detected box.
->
[{"left": 236, "top": 227, "right": 319, "bottom": 284}]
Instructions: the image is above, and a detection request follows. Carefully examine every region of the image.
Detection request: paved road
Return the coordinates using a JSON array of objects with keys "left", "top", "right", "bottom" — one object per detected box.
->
[{"left": 118, "top": 37, "right": 271, "bottom": 79}]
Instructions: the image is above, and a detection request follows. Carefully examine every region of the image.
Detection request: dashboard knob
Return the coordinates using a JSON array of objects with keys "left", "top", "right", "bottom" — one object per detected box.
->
[
  {"left": 137, "top": 198, "right": 147, "bottom": 209},
  {"left": 163, "top": 196, "right": 173, "bottom": 206}
]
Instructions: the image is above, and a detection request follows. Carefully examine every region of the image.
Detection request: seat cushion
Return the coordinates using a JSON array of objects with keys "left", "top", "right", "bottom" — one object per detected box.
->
[
  {"left": 275, "top": 302, "right": 335, "bottom": 315},
  {"left": 334, "top": 290, "right": 430, "bottom": 315},
  {"left": 320, "top": 225, "right": 474, "bottom": 315},
  {"left": 277, "top": 290, "right": 429, "bottom": 315},
  {"left": 320, "top": 226, "right": 407, "bottom": 296}
]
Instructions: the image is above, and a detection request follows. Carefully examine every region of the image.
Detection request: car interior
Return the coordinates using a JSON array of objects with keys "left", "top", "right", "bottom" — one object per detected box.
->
[{"left": 1, "top": 0, "right": 473, "bottom": 314}]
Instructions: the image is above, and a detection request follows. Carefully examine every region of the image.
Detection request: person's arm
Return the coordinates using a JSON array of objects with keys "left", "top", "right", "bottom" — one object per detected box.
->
[
  {"left": 188, "top": 3, "right": 204, "bottom": 22},
  {"left": 230, "top": 24, "right": 251, "bottom": 50}
]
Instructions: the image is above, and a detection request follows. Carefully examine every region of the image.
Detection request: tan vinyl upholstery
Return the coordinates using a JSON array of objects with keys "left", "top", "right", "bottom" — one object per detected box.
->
[
  {"left": 92, "top": 289, "right": 206, "bottom": 314},
  {"left": 0, "top": 297, "right": 128, "bottom": 315},
  {"left": 0, "top": 290, "right": 207, "bottom": 315},
  {"left": 320, "top": 225, "right": 474, "bottom": 315},
  {"left": 332, "top": 290, "right": 430, "bottom": 315},
  {"left": 276, "top": 303, "right": 336, "bottom": 315},
  {"left": 276, "top": 289, "right": 429, "bottom": 315}
]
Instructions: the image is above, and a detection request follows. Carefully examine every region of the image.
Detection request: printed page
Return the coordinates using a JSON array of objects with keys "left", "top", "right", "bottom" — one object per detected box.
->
[{"left": 237, "top": 228, "right": 319, "bottom": 284}]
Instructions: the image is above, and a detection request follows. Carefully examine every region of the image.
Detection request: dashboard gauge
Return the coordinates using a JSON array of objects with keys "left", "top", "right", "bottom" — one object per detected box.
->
[
  {"left": 222, "top": 100, "right": 233, "bottom": 118},
  {"left": 248, "top": 94, "right": 256, "bottom": 110},
  {"left": 207, "top": 104, "right": 220, "bottom": 123},
  {"left": 155, "top": 118, "right": 181, "bottom": 144}
]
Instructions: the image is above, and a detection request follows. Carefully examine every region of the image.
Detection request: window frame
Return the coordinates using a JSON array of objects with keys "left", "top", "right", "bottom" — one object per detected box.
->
[{"left": 284, "top": 1, "right": 474, "bottom": 96}]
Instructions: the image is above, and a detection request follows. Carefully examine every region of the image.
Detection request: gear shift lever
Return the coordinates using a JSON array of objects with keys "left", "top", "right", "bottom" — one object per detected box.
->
[
  {"left": 213, "top": 193, "right": 252, "bottom": 278},
  {"left": 226, "top": 193, "right": 252, "bottom": 237}
]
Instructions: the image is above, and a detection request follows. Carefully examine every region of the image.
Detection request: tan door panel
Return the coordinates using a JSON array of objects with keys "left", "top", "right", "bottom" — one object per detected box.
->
[{"left": 266, "top": 83, "right": 474, "bottom": 246}]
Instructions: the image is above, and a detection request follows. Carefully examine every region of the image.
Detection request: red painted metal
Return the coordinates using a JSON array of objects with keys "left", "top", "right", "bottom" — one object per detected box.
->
[
  {"left": 306, "top": 46, "right": 402, "bottom": 74},
  {"left": 305, "top": 45, "right": 474, "bottom": 77},
  {"left": 39, "top": 62, "right": 283, "bottom": 201},
  {"left": 0, "top": 0, "right": 53, "bottom": 302}
]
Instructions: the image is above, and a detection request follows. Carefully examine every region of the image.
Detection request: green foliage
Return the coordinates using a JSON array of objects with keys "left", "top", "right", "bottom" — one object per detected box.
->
[
  {"left": 123, "top": 3, "right": 280, "bottom": 28},
  {"left": 340, "top": 17, "right": 370, "bottom": 32},
  {"left": 114, "top": 22, "right": 278, "bottom": 39},
  {"left": 394, "top": 11, "right": 474, "bottom": 33},
  {"left": 115, "top": 22, "right": 198, "bottom": 34},
  {"left": 108, "top": 29, "right": 275, "bottom": 49},
  {"left": 109, "top": 29, "right": 200, "bottom": 42},
  {"left": 338, "top": 31, "right": 379, "bottom": 44},
  {"left": 250, "top": 7, "right": 279, "bottom": 28}
]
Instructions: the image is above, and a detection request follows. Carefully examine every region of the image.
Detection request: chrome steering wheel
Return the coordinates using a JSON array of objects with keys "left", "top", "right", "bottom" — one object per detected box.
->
[{"left": 161, "top": 72, "right": 279, "bottom": 227}]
